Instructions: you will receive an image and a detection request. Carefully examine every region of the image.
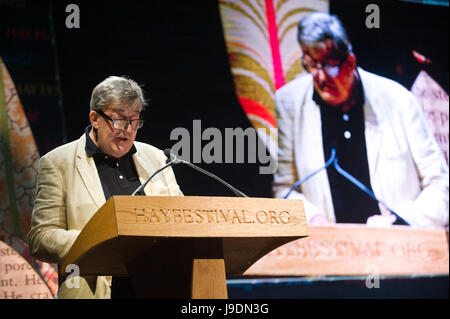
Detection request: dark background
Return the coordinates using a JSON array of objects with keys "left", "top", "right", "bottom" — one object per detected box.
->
[
  {"left": 331, "top": 0, "right": 449, "bottom": 92},
  {"left": 1, "top": 0, "right": 448, "bottom": 198},
  {"left": 51, "top": 0, "right": 269, "bottom": 198}
]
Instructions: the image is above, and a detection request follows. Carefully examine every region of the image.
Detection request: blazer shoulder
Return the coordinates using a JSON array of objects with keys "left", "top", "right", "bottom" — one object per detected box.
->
[
  {"left": 134, "top": 141, "right": 163, "bottom": 153},
  {"left": 134, "top": 141, "right": 166, "bottom": 161},
  {"left": 42, "top": 138, "right": 80, "bottom": 163},
  {"left": 275, "top": 73, "right": 313, "bottom": 116},
  {"left": 359, "top": 67, "right": 418, "bottom": 115},
  {"left": 360, "top": 68, "right": 412, "bottom": 97},
  {"left": 276, "top": 72, "right": 312, "bottom": 98}
]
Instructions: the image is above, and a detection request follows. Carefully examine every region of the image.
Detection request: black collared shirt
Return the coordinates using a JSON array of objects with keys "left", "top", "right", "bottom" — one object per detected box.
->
[
  {"left": 85, "top": 126, "right": 142, "bottom": 298},
  {"left": 314, "top": 79, "right": 380, "bottom": 223},
  {"left": 85, "top": 126, "right": 144, "bottom": 199}
]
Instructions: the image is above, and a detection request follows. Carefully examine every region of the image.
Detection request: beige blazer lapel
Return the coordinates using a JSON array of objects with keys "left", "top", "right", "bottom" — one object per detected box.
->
[
  {"left": 360, "top": 68, "right": 383, "bottom": 179},
  {"left": 75, "top": 135, "right": 105, "bottom": 208},
  {"left": 132, "top": 148, "right": 155, "bottom": 196},
  {"left": 295, "top": 83, "right": 335, "bottom": 222}
]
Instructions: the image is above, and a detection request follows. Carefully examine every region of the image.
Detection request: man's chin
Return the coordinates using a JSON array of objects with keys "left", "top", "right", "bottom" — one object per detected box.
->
[
  {"left": 318, "top": 91, "right": 342, "bottom": 107},
  {"left": 111, "top": 144, "right": 132, "bottom": 158}
]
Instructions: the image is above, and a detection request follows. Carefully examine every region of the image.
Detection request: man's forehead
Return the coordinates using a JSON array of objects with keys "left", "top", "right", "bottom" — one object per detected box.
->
[
  {"left": 302, "top": 40, "right": 342, "bottom": 61},
  {"left": 106, "top": 105, "right": 141, "bottom": 115}
]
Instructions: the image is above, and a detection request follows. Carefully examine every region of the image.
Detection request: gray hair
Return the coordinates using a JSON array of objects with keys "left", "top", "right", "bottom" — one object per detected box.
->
[
  {"left": 297, "top": 12, "right": 352, "bottom": 60},
  {"left": 90, "top": 76, "right": 147, "bottom": 111}
]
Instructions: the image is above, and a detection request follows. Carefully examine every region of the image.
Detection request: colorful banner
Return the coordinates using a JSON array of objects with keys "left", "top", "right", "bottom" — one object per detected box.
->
[
  {"left": 0, "top": 58, "right": 58, "bottom": 297},
  {"left": 0, "top": 1, "right": 64, "bottom": 298},
  {"left": 411, "top": 70, "right": 449, "bottom": 164},
  {"left": 0, "top": 58, "right": 38, "bottom": 240},
  {"left": 219, "top": 0, "right": 328, "bottom": 156}
]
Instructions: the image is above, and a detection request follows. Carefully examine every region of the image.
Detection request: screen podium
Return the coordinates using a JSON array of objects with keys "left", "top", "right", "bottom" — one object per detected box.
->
[{"left": 60, "top": 196, "right": 308, "bottom": 298}]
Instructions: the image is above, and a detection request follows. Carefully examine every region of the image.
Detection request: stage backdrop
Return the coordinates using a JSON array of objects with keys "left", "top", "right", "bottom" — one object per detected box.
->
[
  {"left": 0, "top": 59, "right": 58, "bottom": 298},
  {"left": 0, "top": 1, "right": 65, "bottom": 297},
  {"left": 0, "top": 0, "right": 448, "bottom": 299},
  {"left": 218, "top": 0, "right": 328, "bottom": 158}
]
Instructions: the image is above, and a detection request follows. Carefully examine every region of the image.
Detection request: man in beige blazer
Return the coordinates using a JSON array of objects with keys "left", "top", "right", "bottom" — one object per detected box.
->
[
  {"left": 27, "top": 76, "right": 183, "bottom": 298},
  {"left": 273, "top": 13, "right": 448, "bottom": 228}
]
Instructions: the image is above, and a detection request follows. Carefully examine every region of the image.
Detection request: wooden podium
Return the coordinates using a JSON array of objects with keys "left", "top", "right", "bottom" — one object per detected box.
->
[
  {"left": 245, "top": 224, "right": 449, "bottom": 276},
  {"left": 60, "top": 196, "right": 307, "bottom": 298}
]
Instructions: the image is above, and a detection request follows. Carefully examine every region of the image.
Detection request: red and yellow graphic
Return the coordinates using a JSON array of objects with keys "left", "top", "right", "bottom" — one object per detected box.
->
[{"left": 219, "top": 0, "right": 328, "bottom": 156}]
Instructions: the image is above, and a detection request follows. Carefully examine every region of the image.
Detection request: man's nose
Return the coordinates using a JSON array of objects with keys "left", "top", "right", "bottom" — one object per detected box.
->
[
  {"left": 314, "top": 68, "right": 328, "bottom": 85},
  {"left": 123, "top": 121, "right": 134, "bottom": 133}
]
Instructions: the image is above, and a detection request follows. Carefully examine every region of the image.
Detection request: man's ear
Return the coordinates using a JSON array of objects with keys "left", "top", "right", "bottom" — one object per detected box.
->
[{"left": 89, "top": 110, "right": 99, "bottom": 129}]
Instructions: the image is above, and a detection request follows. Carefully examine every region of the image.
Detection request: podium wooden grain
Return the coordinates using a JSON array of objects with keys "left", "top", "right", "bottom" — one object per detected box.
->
[
  {"left": 60, "top": 196, "right": 307, "bottom": 298},
  {"left": 245, "top": 224, "right": 449, "bottom": 276}
]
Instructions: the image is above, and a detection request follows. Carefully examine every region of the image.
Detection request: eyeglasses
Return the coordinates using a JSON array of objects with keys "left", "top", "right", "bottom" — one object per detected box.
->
[
  {"left": 301, "top": 56, "right": 345, "bottom": 78},
  {"left": 96, "top": 110, "right": 144, "bottom": 130}
]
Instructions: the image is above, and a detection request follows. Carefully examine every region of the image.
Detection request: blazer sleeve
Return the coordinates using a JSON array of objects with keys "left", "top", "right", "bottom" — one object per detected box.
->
[
  {"left": 27, "top": 155, "right": 80, "bottom": 264},
  {"left": 394, "top": 92, "right": 449, "bottom": 227},
  {"left": 272, "top": 88, "right": 322, "bottom": 222}
]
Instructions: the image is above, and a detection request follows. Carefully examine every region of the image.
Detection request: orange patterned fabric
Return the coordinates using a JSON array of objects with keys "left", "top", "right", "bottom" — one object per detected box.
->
[
  {"left": 0, "top": 58, "right": 39, "bottom": 238},
  {"left": 0, "top": 58, "right": 58, "bottom": 297}
]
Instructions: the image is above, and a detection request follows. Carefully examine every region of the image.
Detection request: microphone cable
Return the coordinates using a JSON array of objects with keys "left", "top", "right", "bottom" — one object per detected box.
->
[{"left": 283, "top": 148, "right": 409, "bottom": 225}]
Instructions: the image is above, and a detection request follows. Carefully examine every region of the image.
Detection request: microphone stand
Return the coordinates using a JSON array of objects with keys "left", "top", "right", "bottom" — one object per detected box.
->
[
  {"left": 176, "top": 159, "right": 248, "bottom": 198},
  {"left": 283, "top": 149, "right": 336, "bottom": 199},
  {"left": 333, "top": 158, "right": 409, "bottom": 225},
  {"left": 130, "top": 156, "right": 177, "bottom": 196},
  {"left": 164, "top": 149, "right": 248, "bottom": 198},
  {"left": 284, "top": 148, "right": 409, "bottom": 225}
]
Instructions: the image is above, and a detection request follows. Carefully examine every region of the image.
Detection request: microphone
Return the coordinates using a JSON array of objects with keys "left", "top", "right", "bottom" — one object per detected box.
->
[
  {"left": 284, "top": 148, "right": 409, "bottom": 225},
  {"left": 332, "top": 158, "right": 409, "bottom": 225},
  {"left": 164, "top": 148, "right": 248, "bottom": 198},
  {"left": 130, "top": 152, "right": 177, "bottom": 196}
]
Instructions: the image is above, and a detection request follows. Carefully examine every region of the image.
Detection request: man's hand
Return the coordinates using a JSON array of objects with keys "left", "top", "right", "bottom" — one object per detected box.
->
[
  {"left": 366, "top": 213, "right": 397, "bottom": 227},
  {"left": 309, "top": 214, "right": 332, "bottom": 226}
]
